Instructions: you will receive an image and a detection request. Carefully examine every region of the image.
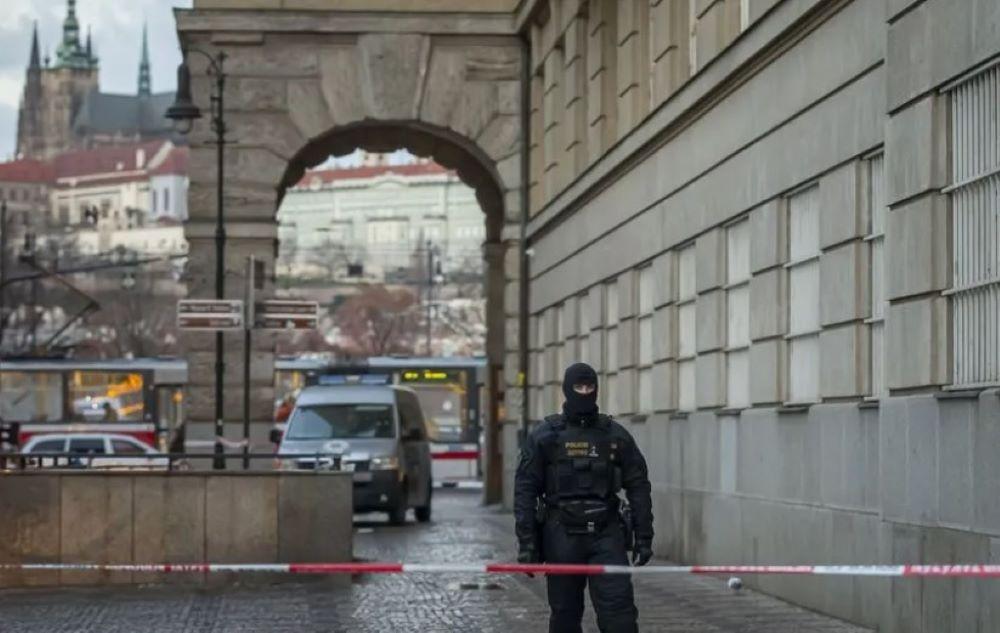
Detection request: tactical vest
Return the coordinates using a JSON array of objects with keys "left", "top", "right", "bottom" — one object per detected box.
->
[{"left": 542, "top": 415, "right": 624, "bottom": 533}]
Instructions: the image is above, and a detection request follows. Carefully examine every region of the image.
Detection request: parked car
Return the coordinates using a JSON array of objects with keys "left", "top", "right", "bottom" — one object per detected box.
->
[
  {"left": 277, "top": 384, "right": 433, "bottom": 525},
  {"left": 21, "top": 433, "right": 168, "bottom": 470}
]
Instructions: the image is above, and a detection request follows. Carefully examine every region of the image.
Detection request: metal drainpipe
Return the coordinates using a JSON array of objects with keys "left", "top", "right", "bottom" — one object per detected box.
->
[{"left": 518, "top": 32, "right": 531, "bottom": 448}]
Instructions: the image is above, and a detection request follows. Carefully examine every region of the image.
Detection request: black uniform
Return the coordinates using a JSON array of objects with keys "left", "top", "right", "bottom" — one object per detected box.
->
[{"left": 515, "top": 363, "right": 653, "bottom": 633}]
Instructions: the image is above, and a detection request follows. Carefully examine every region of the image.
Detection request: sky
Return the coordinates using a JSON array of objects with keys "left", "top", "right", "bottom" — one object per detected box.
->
[
  {"left": 0, "top": 0, "right": 193, "bottom": 160},
  {"left": 0, "top": 0, "right": 415, "bottom": 168}
]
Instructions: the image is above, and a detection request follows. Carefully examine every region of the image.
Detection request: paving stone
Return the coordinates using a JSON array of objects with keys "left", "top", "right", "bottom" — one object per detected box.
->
[{"left": 0, "top": 490, "right": 870, "bottom": 632}]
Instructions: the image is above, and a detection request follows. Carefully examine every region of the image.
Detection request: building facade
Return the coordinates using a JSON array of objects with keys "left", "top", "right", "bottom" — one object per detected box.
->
[
  {"left": 519, "top": 1, "right": 1000, "bottom": 630},
  {"left": 15, "top": 1, "right": 176, "bottom": 160},
  {"left": 277, "top": 159, "right": 486, "bottom": 282},
  {"left": 0, "top": 140, "right": 188, "bottom": 259}
]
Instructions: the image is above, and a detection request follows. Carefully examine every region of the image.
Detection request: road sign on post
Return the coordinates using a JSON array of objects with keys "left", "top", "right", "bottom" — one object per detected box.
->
[
  {"left": 254, "top": 300, "right": 319, "bottom": 330},
  {"left": 177, "top": 299, "right": 245, "bottom": 330}
]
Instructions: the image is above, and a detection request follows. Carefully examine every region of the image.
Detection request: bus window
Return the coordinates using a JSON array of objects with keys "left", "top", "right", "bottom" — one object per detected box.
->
[
  {"left": 0, "top": 372, "right": 62, "bottom": 422},
  {"left": 411, "top": 385, "right": 468, "bottom": 443},
  {"left": 68, "top": 372, "right": 145, "bottom": 422}
]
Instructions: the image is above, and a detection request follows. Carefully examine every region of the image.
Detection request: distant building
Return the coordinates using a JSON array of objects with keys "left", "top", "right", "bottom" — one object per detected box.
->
[
  {"left": 15, "top": 1, "right": 175, "bottom": 160},
  {"left": 0, "top": 159, "right": 53, "bottom": 236},
  {"left": 277, "top": 158, "right": 486, "bottom": 282},
  {"left": 0, "top": 140, "right": 188, "bottom": 259}
]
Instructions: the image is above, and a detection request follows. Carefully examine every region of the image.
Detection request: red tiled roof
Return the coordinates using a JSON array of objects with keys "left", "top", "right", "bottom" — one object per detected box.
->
[
  {"left": 148, "top": 146, "right": 189, "bottom": 177},
  {"left": 53, "top": 140, "right": 168, "bottom": 181},
  {"left": 0, "top": 159, "right": 54, "bottom": 184},
  {"left": 295, "top": 162, "right": 449, "bottom": 187}
]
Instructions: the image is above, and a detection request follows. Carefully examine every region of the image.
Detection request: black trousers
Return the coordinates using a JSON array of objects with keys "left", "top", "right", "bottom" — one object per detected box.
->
[{"left": 542, "top": 517, "right": 638, "bottom": 633}]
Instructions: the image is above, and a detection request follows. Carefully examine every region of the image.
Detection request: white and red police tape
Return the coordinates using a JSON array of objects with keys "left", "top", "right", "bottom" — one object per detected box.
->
[{"left": 2, "top": 563, "right": 1000, "bottom": 578}]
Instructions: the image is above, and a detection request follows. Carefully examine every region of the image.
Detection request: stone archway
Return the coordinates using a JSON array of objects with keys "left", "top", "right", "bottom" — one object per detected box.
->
[{"left": 176, "top": 11, "right": 524, "bottom": 502}]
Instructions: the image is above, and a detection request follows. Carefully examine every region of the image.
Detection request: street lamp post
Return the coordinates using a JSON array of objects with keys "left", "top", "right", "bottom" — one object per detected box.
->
[{"left": 166, "top": 48, "right": 229, "bottom": 469}]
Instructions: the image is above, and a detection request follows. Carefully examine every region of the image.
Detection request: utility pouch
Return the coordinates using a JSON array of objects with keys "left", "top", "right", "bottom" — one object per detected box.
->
[
  {"left": 558, "top": 499, "right": 610, "bottom": 535},
  {"left": 619, "top": 502, "right": 635, "bottom": 552}
]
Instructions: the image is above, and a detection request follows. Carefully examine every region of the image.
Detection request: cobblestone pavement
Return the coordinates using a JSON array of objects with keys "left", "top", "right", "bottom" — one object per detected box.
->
[{"left": 0, "top": 488, "right": 870, "bottom": 632}]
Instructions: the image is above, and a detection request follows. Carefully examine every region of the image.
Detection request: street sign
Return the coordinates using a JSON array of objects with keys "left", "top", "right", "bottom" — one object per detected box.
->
[
  {"left": 177, "top": 299, "right": 245, "bottom": 330},
  {"left": 254, "top": 300, "right": 319, "bottom": 330}
]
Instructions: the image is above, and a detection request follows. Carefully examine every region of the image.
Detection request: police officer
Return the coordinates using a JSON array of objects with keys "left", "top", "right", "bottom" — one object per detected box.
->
[{"left": 514, "top": 362, "right": 654, "bottom": 633}]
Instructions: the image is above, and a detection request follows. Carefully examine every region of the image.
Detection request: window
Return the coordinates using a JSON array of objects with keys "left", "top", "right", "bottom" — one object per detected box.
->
[
  {"left": 67, "top": 371, "right": 145, "bottom": 422},
  {"left": 152, "top": 190, "right": 158, "bottom": 213},
  {"left": 677, "top": 244, "right": 697, "bottom": 411},
  {"left": 0, "top": 372, "right": 63, "bottom": 423},
  {"left": 865, "top": 154, "right": 887, "bottom": 398},
  {"left": 29, "top": 438, "right": 66, "bottom": 453},
  {"left": 112, "top": 439, "right": 147, "bottom": 455},
  {"left": 577, "top": 292, "right": 590, "bottom": 365},
  {"left": 604, "top": 280, "right": 619, "bottom": 412},
  {"left": 740, "top": 0, "right": 751, "bottom": 30},
  {"left": 163, "top": 187, "right": 170, "bottom": 213},
  {"left": 636, "top": 265, "right": 654, "bottom": 412},
  {"left": 285, "top": 404, "right": 395, "bottom": 439},
  {"left": 786, "top": 185, "right": 821, "bottom": 402},
  {"left": 726, "top": 219, "right": 751, "bottom": 408},
  {"left": 69, "top": 438, "right": 106, "bottom": 455},
  {"left": 556, "top": 303, "right": 567, "bottom": 380},
  {"left": 947, "top": 65, "right": 1000, "bottom": 387}
]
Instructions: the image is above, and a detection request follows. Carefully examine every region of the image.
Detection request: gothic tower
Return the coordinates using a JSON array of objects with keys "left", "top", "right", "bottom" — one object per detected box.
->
[
  {"left": 15, "top": 23, "right": 43, "bottom": 159},
  {"left": 15, "top": 0, "right": 99, "bottom": 159},
  {"left": 138, "top": 24, "right": 151, "bottom": 97}
]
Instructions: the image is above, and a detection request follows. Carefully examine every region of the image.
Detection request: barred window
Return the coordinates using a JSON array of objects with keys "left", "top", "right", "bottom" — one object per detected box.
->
[
  {"left": 946, "top": 64, "right": 1000, "bottom": 387},
  {"left": 636, "top": 265, "right": 655, "bottom": 412},
  {"left": 786, "top": 185, "right": 821, "bottom": 403},
  {"left": 604, "top": 280, "right": 619, "bottom": 413},
  {"left": 865, "top": 154, "right": 887, "bottom": 397},
  {"left": 676, "top": 244, "right": 697, "bottom": 411},
  {"left": 726, "top": 218, "right": 751, "bottom": 408}
]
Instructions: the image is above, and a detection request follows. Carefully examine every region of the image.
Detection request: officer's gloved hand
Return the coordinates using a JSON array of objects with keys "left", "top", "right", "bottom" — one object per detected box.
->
[
  {"left": 518, "top": 541, "right": 539, "bottom": 577},
  {"left": 631, "top": 541, "right": 653, "bottom": 567}
]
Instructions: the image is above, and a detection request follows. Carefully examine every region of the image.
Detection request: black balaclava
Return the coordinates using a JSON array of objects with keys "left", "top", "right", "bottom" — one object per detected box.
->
[{"left": 562, "top": 362, "right": 599, "bottom": 423}]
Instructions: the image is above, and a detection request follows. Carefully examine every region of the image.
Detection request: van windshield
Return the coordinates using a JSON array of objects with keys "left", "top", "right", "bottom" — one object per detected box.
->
[{"left": 285, "top": 404, "right": 395, "bottom": 440}]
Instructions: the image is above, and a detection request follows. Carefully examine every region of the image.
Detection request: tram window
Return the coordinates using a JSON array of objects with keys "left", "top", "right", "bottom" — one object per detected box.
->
[
  {"left": 69, "top": 438, "right": 106, "bottom": 455},
  {"left": 156, "top": 387, "right": 183, "bottom": 431},
  {"left": 68, "top": 372, "right": 145, "bottom": 422},
  {"left": 0, "top": 372, "right": 62, "bottom": 422}
]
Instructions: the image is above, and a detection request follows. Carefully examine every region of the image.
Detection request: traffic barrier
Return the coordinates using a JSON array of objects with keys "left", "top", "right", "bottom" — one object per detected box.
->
[{"left": 2, "top": 563, "right": 1000, "bottom": 578}]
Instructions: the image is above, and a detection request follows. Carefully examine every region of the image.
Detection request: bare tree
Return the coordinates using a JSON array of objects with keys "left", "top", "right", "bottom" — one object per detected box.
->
[
  {"left": 79, "top": 264, "right": 182, "bottom": 359},
  {"left": 334, "top": 284, "right": 419, "bottom": 357}
]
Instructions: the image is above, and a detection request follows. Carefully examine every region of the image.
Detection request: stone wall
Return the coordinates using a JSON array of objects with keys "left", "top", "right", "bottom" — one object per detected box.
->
[
  {"left": 519, "top": 0, "right": 1000, "bottom": 629},
  {"left": 175, "top": 8, "right": 525, "bottom": 501},
  {"left": 0, "top": 471, "right": 353, "bottom": 588}
]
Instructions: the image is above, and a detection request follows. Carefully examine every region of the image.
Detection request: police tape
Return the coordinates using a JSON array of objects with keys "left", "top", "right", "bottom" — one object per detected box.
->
[{"left": 2, "top": 563, "right": 1000, "bottom": 578}]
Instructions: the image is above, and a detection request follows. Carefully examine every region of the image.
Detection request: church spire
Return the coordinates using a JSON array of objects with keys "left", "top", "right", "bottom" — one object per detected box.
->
[
  {"left": 55, "top": 0, "right": 90, "bottom": 69},
  {"left": 138, "top": 23, "right": 151, "bottom": 97},
  {"left": 29, "top": 22, "right": 40, "bottom": 70}
]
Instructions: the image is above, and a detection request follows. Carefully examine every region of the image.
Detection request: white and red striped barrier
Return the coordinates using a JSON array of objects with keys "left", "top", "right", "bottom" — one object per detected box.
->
[{"left": 2, "top": 563, "right": 1000, "bottom": 578}]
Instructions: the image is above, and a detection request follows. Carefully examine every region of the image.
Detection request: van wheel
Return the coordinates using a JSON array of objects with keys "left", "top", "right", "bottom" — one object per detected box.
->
[
  {"left": 388, "top": 485, "right": 407, "bottom": 525},
  {"left": 415, "top": 479, "right": 432, "bottom": 523}
]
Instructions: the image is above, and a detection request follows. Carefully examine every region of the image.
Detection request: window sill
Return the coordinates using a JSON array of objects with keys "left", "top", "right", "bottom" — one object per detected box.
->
[
  {"left": 716, "top": 407, "right": 744, "bottom": 417},
  {"left": 858, "top": 399, "right": 880, "bottom": 409},
  {"left": 669, "top": 411, "right": 690, "bottom": 420},
  {"left": 784, "top": 330, "right": 821, "bottom": 341},
  {"left": 629, "top": 414, "right": 648, "bottom": 424},
  {"left": 778, "top": 402, "right": 815, "bottom": 413},
  {"left": 783, "top": 254, "right": 820, "bottom": 269},
  {"left": 935, "top": 389, "right": 984, "bottom": 400}
]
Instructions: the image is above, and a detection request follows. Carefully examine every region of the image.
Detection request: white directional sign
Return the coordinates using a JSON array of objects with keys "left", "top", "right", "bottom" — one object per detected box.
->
[
  {"left": 254, "top": 300, "right": 319, "bottom": 330},
  {"left": 177, "top": 299, "right": 245, "bottom": 330}
]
